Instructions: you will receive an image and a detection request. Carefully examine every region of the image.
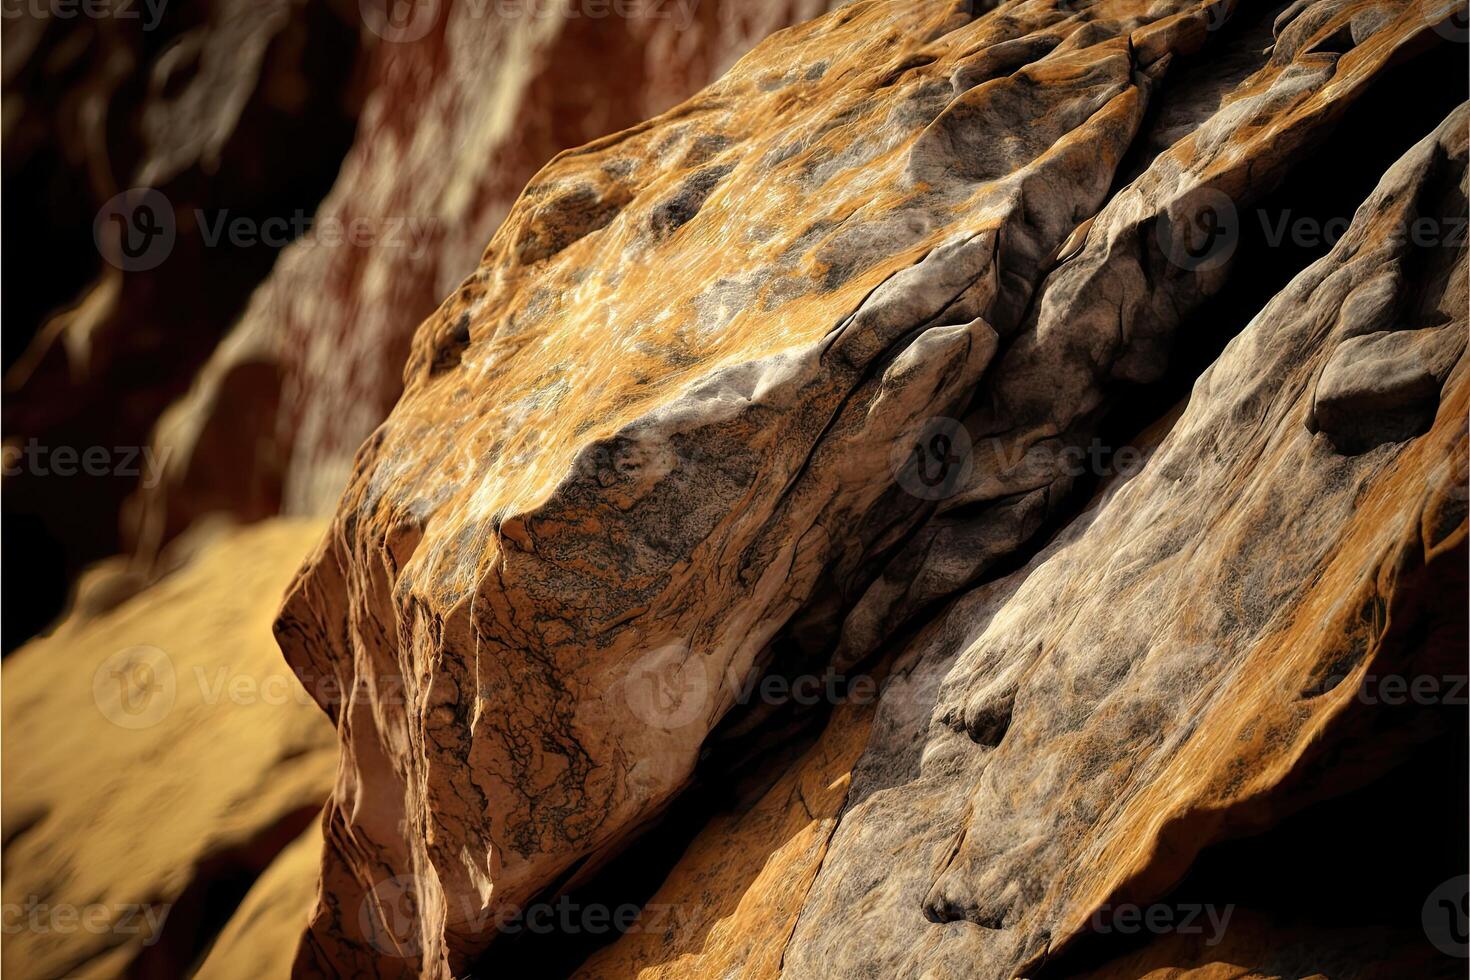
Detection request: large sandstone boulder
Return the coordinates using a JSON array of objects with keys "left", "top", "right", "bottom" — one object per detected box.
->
[{"left": 271, "top": 0, "right": 1467, "bottom": 974}]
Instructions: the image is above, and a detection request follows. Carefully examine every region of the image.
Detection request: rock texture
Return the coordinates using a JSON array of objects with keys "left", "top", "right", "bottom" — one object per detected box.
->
[
  {"left": 778, "top": 105, "right": 1468, "bottom": 978},
  {"left": 129, "top": 0, "right": 843, "bottom": 560},
  {"left": 272, "top": 0, "right": 1467, "bottom": 975},
  {"left": 0, "top": 519, "right": 335, "bottom": 978}
]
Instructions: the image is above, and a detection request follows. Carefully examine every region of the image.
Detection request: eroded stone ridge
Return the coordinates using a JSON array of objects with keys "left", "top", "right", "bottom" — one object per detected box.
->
[{"left": 275, "top": 0, "right": 1466, "bottom": 974}]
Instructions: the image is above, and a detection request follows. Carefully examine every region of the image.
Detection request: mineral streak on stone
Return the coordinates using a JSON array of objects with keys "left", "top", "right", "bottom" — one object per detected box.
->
[{"left": 274, "top": 0, "right": 1465, "bottom": 975}]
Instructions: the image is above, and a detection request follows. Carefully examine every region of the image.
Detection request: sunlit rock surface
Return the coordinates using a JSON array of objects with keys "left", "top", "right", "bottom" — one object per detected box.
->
[
  {"left": 0, "top": 520, "right": 335, "bottom": 978},
  {"left": 274, "top": 0, "right": 1466, "bottom": 974},
  {"left": 132, "top": 0, "right": 842, "bottom": 556}
]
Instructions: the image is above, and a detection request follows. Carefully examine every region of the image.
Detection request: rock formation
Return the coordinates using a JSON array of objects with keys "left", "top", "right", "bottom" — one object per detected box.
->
[
  {"left": 269, "top": 0, "right": 1468, "bottom": 975},
  {"left": 2, "top": 0, "right": 1465, "bottom": 977},
  {"left": 128, "top": 0, "right": 843, "bottom": 560}
]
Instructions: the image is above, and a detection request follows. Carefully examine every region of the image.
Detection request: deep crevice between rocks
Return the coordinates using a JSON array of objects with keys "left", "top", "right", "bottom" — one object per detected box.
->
[{"left": 1031, "top": 722, "right": 1469, "bottom": 977}]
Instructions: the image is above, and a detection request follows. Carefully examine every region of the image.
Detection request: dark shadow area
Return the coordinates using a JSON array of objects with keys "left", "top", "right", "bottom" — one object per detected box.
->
[
  {"left": 1035, "top": 721, "right": 1468, "bottom": 978},
  {"left": 1, "top": 1, "right": 365, "bottom": 652},
  {"left": 130, "top": 804, "right": 322, "bottom": 980}
]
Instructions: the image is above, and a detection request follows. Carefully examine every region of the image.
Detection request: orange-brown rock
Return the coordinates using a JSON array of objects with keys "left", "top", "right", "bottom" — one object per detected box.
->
[
  {"left": 780, "top": 104, "right": 1468, "bottom": 978},
  {"left": 130, "top": 0, "right": 844, "bottom": 559},
  {"left": 273, "top": 0, "right": 1466, "bottom": 975}
]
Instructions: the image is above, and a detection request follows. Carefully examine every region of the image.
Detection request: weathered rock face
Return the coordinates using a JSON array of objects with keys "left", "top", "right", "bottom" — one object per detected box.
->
[
  {"left": 778, "top": 105, "right": 1468, "bottom": 979},
  {"left": 274, "top": 0, "right": 1467, "bottom": 975},
  {"left": 130, "top": 0, "right": 843, "bottom": 559},
  {"left": 0, "top": 519, "right": 336, "bottom": 979}
]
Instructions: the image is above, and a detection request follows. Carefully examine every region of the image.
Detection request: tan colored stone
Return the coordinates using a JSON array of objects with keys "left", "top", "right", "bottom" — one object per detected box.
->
[{"left": 0, "top": 519, "right": 335, "bottom": 978}]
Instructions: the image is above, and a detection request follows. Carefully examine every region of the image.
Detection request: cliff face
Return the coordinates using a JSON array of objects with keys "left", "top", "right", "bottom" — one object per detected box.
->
[{"left": 271, "top": 0, "right": 1467, "bottom": 976}]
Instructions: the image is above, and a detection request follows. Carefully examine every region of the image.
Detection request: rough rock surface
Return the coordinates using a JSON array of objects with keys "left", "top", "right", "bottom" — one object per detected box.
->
[
  {"left": 0, "top": 519, "right": 335, "bottom": 978},
  {"left": 273, "top": 0, "right": 1467, "bottom": 975},
  {"left": 778, "top": 105, "right": 1468, "bottom": 978},
  {"left": 130, "top": 0, "right": 842, "bottom": 558}
]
